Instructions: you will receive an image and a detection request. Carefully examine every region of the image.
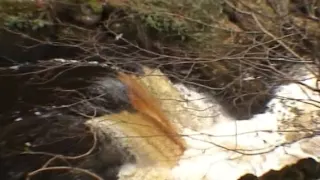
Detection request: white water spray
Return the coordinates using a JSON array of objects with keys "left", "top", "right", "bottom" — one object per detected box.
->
[
  {"left": 88, "top": 66, "right": 320, "bottom": 180},
  {"left": 171, "top": 65, "right": 320, "bottom": 180}
]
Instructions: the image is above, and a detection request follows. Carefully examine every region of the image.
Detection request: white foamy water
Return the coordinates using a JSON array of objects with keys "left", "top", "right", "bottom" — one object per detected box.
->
[
  {"left": 87, "top": 65, "right": 320, "bottom": 180},
  {"left": 171, "top": 65, "right": 320, "bottom": 180}
]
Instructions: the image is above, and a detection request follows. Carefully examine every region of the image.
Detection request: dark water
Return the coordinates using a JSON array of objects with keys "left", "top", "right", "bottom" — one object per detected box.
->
[{"left": 0, "top": 60, "right": 135, "bottom": 180}]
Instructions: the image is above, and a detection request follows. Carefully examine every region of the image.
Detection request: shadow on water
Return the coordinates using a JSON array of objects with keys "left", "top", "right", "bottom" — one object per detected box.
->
[
  {"left": 0, "top": 61, "right": 135, "bottom": 180},
  {"left": 0, "top": 29, "right": 82, "bottom": 66}
]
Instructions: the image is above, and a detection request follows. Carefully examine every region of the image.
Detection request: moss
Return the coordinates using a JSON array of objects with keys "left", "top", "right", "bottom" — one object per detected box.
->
[
  {"left": 87, "top": 0, "right": 104, "bottom": 13},
  {"left": 0, "top": 0, "right": 52, "bottom": 32},
  {"left": 73, "top": 0, "right": 104, "bottom": 13},
  {"left": 113, "top": 0, "right": 233, "bottom": 49}
]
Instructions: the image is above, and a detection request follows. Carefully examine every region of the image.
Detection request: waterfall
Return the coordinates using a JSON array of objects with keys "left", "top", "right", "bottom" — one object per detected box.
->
[
  {"left": 88, "top": 65, "right": 320, "bottom": 180},
  {"left": 172, "top": 65, "right": 320, "bottom": 179},
  {"left": 1, "top": 59, "right": 319, "bottom": 180}
]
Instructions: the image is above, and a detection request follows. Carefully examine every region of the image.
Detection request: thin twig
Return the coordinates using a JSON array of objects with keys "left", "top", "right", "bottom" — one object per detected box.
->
[{"left": 26, "top": 166, "right": 103, "bottom": 180}]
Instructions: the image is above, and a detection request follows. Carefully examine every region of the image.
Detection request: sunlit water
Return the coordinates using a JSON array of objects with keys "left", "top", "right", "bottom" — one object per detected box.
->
[
  {"left": 88, "top": 65, "right": 320, "bottom": 180},
  {"left": 171, "top": 66, "right": 320, "bottom": 180}
]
